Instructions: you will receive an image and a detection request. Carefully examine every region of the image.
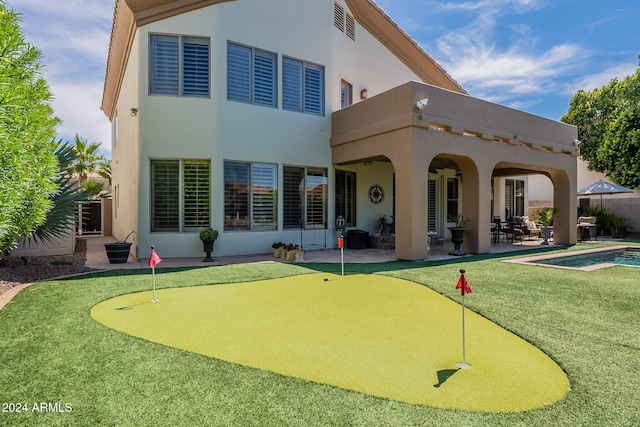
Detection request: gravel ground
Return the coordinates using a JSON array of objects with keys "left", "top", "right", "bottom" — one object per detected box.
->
[{"left": 0, "top": 238, "right": 97, "bottom": 297}]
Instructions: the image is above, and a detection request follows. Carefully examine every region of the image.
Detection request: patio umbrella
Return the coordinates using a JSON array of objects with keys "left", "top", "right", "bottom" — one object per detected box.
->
[{"left": 577, "top": 179, "right": 634, "bottom": 206}]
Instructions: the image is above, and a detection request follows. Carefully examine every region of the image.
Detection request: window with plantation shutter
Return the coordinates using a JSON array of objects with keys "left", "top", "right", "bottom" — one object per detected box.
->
[
  {"left": 505, "top": 179, "right": 525, "bottom": 218},
  {"left": 183, "top": 160, "right": 210, "bottom": 229},
  {"left": 283, "top": 166, "right": 327, "bottom": 229},
  {"left": 306, "top": 169, "right": 327, "bottom": 228},
  {"left": 224, "top": 161, "right": 250, "bottom": 230},
  {"left": 283, "top": 166, "right": 304, "bottom": 229},
  {"left": 150, "top": 34, "right": 209, "bottom": 96},
  {"left": 151, "top": 159, "right": 211, "bottom": 233},
  {"left": 227, "top": 43, "right": 251, "bottom": 102},
  {"left": 182, "top": 37, "right": 210, "bottom": 96},
  {"left": 340, "top": 80, "right": 352, "bottom": 109},
  {"left": 150, "top": 35, "right": 179, "bottom": 95},
  {"left": 252, "top": 163, "right": 277, "bottom": 229},
  {"left": 335, "top": 170, "right": 356, "bottom": 227},
  {"left": 428, "top": 179, "right": 437, "bottom": 232},
  {"left": 254, "top": 50, "right": 277, "bottom": 107},
  {"left": 227, "top": 42, "right": 277, "bottom": 107},
  {"left": 151, "top": 160, "right": 180, "bottom": 231},
  {"left": 304, "top": 65, "right": 323, "bottom": 114},
  {"left": 283, "top": 57, "right": 324, "bottom": 115},
  {"left": 283, "top": 58, "right": 302, "bottom": 111},
  {"left": 224, "top": 161, "right": 278, "bottom": 231},
  {"left": 447, "top": 178, "right": 459, "bottom": 221}
]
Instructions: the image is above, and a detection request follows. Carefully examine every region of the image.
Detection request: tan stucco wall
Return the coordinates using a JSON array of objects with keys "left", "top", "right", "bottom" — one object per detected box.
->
[
  {"left": 332, "top": 82, "right": 578, "bottom": 259},
  {"left": 111, "top": 31, "right": 141, "bottom": 256}
]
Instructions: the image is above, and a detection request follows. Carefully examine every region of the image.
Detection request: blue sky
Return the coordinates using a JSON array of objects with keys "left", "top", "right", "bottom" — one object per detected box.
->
[{"left": 16, "top": 0, "right": 639, "bottom": 160}]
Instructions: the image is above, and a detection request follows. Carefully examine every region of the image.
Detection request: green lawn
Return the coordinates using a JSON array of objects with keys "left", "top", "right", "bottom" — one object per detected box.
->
[{"left": 1, "top": 242, "right": 639, "bottom": 426}]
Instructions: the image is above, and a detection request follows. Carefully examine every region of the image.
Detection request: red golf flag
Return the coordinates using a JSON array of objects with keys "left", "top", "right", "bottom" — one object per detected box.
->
[
  {"left": 456, "top": 273, "right": 472, "bottom": 295},
  {"left": 148, "top": 247, "right": 162, "bottom": 268},
  {"left": 338, "top": 237, "right": 344, "bottom": 249}
]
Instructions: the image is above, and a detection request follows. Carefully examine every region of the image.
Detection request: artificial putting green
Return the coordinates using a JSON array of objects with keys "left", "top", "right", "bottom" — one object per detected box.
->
[{"left": 91, "top": 273, "right": 568, "bottom": 412}]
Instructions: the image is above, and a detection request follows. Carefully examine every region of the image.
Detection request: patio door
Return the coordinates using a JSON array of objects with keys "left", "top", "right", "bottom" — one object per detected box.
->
[{"left": 505, "top": 179, "right": 525, "bottom": 219}]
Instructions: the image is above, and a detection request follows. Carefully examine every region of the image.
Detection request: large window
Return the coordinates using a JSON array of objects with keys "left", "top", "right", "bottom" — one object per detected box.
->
[
  {"left": 283, "top": 166, "right": 327, "bottom": 229},
  {"left": 283, "top": 57, "right": 324, "bottom": 115},
  {"left": 150, "top": 34, "right": 209, "bottom": 96},
  {"left": 227, "top": 42, "right": 277, "bottom": 107},
  {"left": 335, "top": 170, "right": 356, "bottom": 227},
  {"left": 224, "top": 161, "right": 277, "bottom": 231},
  {"left": 151, "top": 159, "right": 210, "bottom": 232}
]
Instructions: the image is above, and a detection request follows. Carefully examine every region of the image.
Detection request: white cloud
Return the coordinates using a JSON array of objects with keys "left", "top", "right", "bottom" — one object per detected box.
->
[
  {"left": 50, "top": 80, "right": 112, "bottom": 157},
  {"left": 18, "top": 0, "right": 113, "bottom": 158},
  {"left": 563, "top": 62, "right": 639, "bottom": 95},
  {"left": 435, "top": 24, "right": 584, "bottom": 102}
]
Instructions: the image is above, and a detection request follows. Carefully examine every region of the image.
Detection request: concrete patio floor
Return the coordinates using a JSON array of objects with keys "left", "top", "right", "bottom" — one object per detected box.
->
[{"left": 85, "top": 234, "right": 566, "bottom": 271}]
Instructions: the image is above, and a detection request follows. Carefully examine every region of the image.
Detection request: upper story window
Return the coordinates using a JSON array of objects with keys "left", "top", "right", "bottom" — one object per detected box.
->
[
  {"left": 149, "top": 34, "right": 210, "bottom": 97},
  {"left": 283, "top": 57, "right": 324, "bottom": 116},
  {"left": 340, "top": 79, "right": 352, "bottom": 108},
  {"left": 227, "top": 42, "right": 277, "bottom": 108}
]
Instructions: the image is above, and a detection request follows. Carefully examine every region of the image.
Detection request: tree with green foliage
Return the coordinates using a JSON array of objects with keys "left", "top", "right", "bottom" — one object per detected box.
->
[
  {"left": 0, "top": 3, "right": 60, "bottom": 255},
  {"left": 67, "top": 134, "right": 107, "bottom": 187},
  {"left": 561, "top": 64, "right": 640, "bottom": 189},
  {"left": 30, "top": 141, "right": 88, "bottom": 244}
]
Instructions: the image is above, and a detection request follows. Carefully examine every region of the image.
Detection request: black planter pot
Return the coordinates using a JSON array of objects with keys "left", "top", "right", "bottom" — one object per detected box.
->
[
  {"left": 448, "top": 227, "right": 466, "bottom": 256},
  {"left": 611, "top": 227, "right": 627, "bottom": 238},
  {"left": 104, "top": 242, "right": 132, "bottom": 264},
  {"left": 202, "top": 239, "right": 216, "bottom": 262}
]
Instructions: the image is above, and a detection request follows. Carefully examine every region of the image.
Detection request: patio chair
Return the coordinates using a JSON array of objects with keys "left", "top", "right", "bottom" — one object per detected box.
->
[
  {"left": 518, "top": 216, "right": 542, "bottom": 241},
  {"left": 577, "top": 216, "right": 597, "bottom": 242},
  {"left": 503, "top": 219, "right": 524, "bottom": 244}
]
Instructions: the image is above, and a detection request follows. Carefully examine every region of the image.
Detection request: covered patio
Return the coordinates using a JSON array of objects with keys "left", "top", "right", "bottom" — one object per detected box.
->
[{"left": 331, "top": 81, "right": 579, "bottom": 260}]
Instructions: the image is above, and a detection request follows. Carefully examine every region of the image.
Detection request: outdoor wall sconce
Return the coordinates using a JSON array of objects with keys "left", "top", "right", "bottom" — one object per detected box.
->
[
  {"left": 130, "top": 107, "right": 139, "bottom": 117},
  {"left": 360, "top": 88, "right": 368, "bottom": 99}
]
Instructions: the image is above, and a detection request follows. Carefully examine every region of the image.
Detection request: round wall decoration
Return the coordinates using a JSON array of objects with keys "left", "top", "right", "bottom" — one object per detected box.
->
[{"left": 368, "top": 184, "right": 384, "bottom": 205}]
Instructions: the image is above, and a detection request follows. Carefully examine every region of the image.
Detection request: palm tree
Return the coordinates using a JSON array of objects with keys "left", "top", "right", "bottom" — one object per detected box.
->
[
  {"left": 29, "top": 141, "right": 89, "bottom": 244},
  {"left": 67, "top": 134, "right": 106, "bottom": 186}
]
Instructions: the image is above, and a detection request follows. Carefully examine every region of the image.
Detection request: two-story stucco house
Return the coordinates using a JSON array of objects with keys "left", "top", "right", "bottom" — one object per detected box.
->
[{"left": 102, "top": 0, "right": 579, "bottom": 261}]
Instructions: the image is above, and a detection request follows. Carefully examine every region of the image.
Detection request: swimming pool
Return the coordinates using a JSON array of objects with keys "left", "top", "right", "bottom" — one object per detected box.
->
[{"left": 507, "top": 246, "right": 640, "bottom": 270}]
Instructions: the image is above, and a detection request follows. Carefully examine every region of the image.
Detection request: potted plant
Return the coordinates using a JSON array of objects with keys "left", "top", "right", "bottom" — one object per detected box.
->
[
  {"left": 199, "top": 228, "right": 219, "bottom": 262},
  {"left": 377, "top": 215, "right": 393, "bottom": 236},
  {"left": 609, "top": 213, "right": 628, "bottom": 238},
  {"left": 534, "top": 208, "right": 557, "bottom": 245},
  {"left": 447, "top": 214, "right": 470, "bottom": 256},
  {"left": 272, "top": 242, "right": 285, "bottom": 258},
  {"left": 286, "top": 244, "right": 304, "bottom": 261},
  {"left": 104, "top": 230, "right": 135, "bottom": 264}
]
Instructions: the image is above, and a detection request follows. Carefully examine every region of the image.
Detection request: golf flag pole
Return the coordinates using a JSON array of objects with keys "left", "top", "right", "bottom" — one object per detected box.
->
[
  {"left": 456, "top": 268, "right": 472, "bottom": 369},
  {"left": 148, "top": 246, "right": 162, "bottom": 303},
  {"left": 338, "top": 235, "right": 344, "bottom": 277}
]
